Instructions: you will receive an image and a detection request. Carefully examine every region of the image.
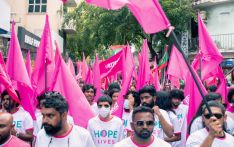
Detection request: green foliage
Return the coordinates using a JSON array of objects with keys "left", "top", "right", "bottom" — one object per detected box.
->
[{"left": 64, "top": 0, "right": 196, "bottom": 61}]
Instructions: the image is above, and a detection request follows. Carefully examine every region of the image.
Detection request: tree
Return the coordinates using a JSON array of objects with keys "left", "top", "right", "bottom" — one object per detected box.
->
[{"left": 63, "top": 0, "right": 196, "bottom": 61}]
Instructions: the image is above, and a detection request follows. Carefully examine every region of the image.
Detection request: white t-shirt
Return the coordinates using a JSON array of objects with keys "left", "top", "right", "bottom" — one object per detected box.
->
[
  {"left": 122, "top": 110, "right": 131, "bottom": 139},
  {"left": 186, "top": 128, "right": 234, "bottom": 147},
  {"left": 171, "top": 104, "right": 188, "bottom": 147},
  {"left": 87, "top": 115, "right": 124, "bottom": 147},
  {"left": 114, "top": 136, "right": 171, "bottom": 147},
  {"left": 190, "top": 115, "right": 234, "bottom": 135},
  {"left": 126, "top": 109, "right": 172, "bottom": 139},
  {"left": 35, "top": 125, "right": 95, "bottom": 147},
  {"left": 12, "top": 107, "right": 33, "bottom": 133}
]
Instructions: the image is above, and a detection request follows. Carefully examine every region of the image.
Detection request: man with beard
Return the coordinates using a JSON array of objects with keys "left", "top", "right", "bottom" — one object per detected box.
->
[
  {"left": 169, "top": 89, "right": 188, "bottom": 147},
  {"left": 126, "top": 85, "right": 173, "bottom": 139},
  {"left": 1, "top": 90, "right": 34, "bottom": 143},
  {"left": 114, "top": 106, "right": 171, "bottom": 147},
  {"left": 82, "top": 84, "right": 98, "bottom": 115},
  {"left": 186, "top": 101, "right": 234, "bottom": 147},
  {"left": 35, "top": 91, "right": 95, "bottom": 147},
  {"left": 0, "top": 112, "right": 30, "bottom": 147}
]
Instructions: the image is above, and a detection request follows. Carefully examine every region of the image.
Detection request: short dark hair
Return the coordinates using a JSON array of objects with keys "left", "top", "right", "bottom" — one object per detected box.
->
[
  {"left": 155, "top": 91, "right": 174, "bottom": 112},
  {"left": 108, "top": 82, "right": 121, "bottom": 92},
  {"left": 202, "top": 101, "right": 226, "bottom": 115},
  {"left": 1, "top": 89, "right": 21, "bottom": 102},
  {"left": 138, "top": 85, "right": 156, "bottom": 97},
  {"left": 82, "top": 84, "right": 96, "bottom": 95},
  {"left": 132, "top": 106, "right": 155, "bottom": 121},
  {"left": 228, "top": 88, "right": 234, "bottom": 103},
  {"left": 108, "top": 88, "right": 120, "bottom": 98},
  {"left": 125, "top": 90, "right": 140, "bottom": 107},
  {"left": 170, "top": 89, "right": 185, "bottom": 101},
  {"left": 42, "top": 91, "right": 68, "bottom": 114},
  {"left": 207, "top": 85, "right": 217, "bottom": 92},
  {"left": 205, "top": 92, "right": 222, "bottom": 101},
  {"left": 97, "top": 95, "right": 112, "bottom": 106}
]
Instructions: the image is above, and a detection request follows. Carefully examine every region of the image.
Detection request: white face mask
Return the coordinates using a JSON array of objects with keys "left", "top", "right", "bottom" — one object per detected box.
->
[
  {"left": 124, "top": 99, "right": 130, "bottom": 109},
  {"left": 98, "top": 107, "right": 111, "bottom": 118}
]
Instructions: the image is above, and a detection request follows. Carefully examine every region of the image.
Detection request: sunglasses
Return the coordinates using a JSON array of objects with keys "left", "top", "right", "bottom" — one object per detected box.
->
[
  {"left": 203, "top": 113, "right": 223, "bottom": 119},
  {"left": 97, "top": 104, "right": 110, "bottom": 108},
  {"left": 134, "top": 121, "right": 155, "bottom": 127}
]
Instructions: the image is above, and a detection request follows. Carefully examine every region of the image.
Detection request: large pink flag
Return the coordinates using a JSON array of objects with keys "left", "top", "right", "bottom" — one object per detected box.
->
[
  {"left": 81, "top": 53, "right": 89, "bottom": 81},
  {"left": 32, "top": 15, "right": 55, "bottom": 95},
  {"left": 67, "top": 58, "right": 76, "bottom": 78},
  {"left": 51, "top": 49, "right": 95, "bottom": 128},
  {"left": 167, "top": 45, "right": 189, "bottom": 83},
  {"left": 184, "top": 67, "right": 207, "bottom": 127},
  {"left": 85, "top": 0, "right": 129, "bottom": 10},
  {"left": 136, "top": 40, "right": 151, "bottom": 90},
  {"left": 99, "top": 50, "right": 123, "bottom": 78},
  {"left": 127, "top": 0, "right": 170, "bottom": 34},
  {"left": 6, "top": 22, "right": 36, "bottom": 119},
  {"left": 0, "top": 52, "right": 20, "bottom": 103},
  {"left": 93, "top": 54, "right": 102, "bottom": 101},
  {"left": 25, "top": 50, "right": 32, "bottom": 79},
  {"left": 215, "top": 67, "right": 227, "bottom": 104},
  {"left": 85, "top": 68, "right": 93, "bottom": 84},
  {"left": 192, "top": 14, "right": 223, "bottom": 80}
]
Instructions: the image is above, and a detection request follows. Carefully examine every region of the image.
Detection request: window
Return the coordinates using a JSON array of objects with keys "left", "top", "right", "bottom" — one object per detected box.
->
[{"left": 28, "top": 0, "right": 47, "bottom": 13}]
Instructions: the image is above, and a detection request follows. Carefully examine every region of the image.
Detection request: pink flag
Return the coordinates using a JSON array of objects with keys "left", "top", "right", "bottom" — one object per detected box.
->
[
  {"left": 215, "top": 67, "right": 227, "bottom": 104},
  {"left": 167, "top": 45, "right": 189, "bottom": 81},
  {"left": 85, "top": 0, "right": 129, "bottom": 10},
  {"left": 32, "top": 15, "right": 55, "bottom": 95},
  {"left": 136, "top": 40, "right": 151, "bottom": 90},
  {"left": 6, "top": 22, "right": 36, "bottom": 119},
  {"left": 51, "top": 49, "right": 95, "bottom": 128},
  {"left": 67, "top": 58, "right": 76, "bottom": 78},
  {"left": 127, "top": 0, "right": 170, "bottom": 34},
  {"left": 0, "top": 52, "right": 20, "bottom": 103},
  {"left": 184, "top": 67, "right": 207, "bottom": 128},
  {"left": 192, "top": 14, "right": 223, "bottom": 80},
  {"left": 25, "top": 50, "right": 32, "bottom": 79},
  {"left": 99, "top": 50, "right": 123, "bottom": 78},
  {"left": 81, "top": 53, "right": 89, "bottom": 81},
  {"left": 93, "top": 54, "right": 102, "bottom": 101},
  {"left": 112, "top": 60, "right": 135, "bottom": 118},
  {"left": 85, "top": 68, "right": 93, "bottom": 84}
]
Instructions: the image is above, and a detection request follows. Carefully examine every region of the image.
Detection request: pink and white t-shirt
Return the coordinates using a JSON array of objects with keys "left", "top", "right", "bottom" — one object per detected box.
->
[
  {"left": 122, "top": 110, "right": 131, "bottom": 139},
  {"left": 171, "top": 104, "right": 188, "bottom": 147},
  {"left": 186, "top": 128, "right": 234, "bottom": 147},
  {"left": 0, "top": 135, "right": 30, "bottom": 147},
  {"left": 35, "top": 125, "right": 95, "bottom": 147},
  {"left": 126, "top": 109, "right": 172, "bottom": 139},
  {"left": 87, "top": 116, "right": 124, "bottom": 147},
  {"left": 114, "top": 135, "right": 171, "bottom": 147},
  {"left": 12, "top": 107, "right": 33, "bottom": 133}
]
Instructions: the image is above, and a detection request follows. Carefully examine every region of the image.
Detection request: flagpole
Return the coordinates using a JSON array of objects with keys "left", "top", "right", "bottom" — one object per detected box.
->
[
  {"left": 171, "top": 30, "right": 213, "bottom": 116},
  {"left": 45, "top": 59, "right": 47, "bottom": 92}
]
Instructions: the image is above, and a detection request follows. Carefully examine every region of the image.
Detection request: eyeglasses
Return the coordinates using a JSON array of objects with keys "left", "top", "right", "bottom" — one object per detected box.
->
[
  {"left": 203, "top": 113, "right": 223, "bottom": 119},
  {"left": 97, "top": 104, "right": 110, "bottom": 108},
  {"left": 133, "top": 121, "right": 155, "bottom": 127}
]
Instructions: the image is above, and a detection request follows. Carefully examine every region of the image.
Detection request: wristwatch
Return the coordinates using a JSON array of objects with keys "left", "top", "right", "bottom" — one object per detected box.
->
[{"left": 16, "top": 132, "right": 20, "bottom": 137}]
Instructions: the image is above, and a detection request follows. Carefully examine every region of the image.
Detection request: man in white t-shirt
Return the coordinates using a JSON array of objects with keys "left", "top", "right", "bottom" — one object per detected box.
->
[
  {"left": 114, "top": 106, "right": 171, "bottom": 147},
  {"left": 186, "top": 101, "right": 234, "bottom": 147},
  {"left": 126, "top": 86, "right": 173, "bottom": 139},
  {"left": 35, "top": 91, "right": 95, "bottom": 147},
  {"left": 87, "top": 95, "right": 123, "bottom": 147},
  {"left": 1, "top": 90, "right": 34, "bottom": 143},
  {"left": 169, "top": 89, "right": 188, "bottom": 147},
  {"left": 82, "top": 84, "right": 98, "bottom": 115}
]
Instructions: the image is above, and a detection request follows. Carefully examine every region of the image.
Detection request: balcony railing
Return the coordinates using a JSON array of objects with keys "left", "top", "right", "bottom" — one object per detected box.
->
[{"left": 211, "top": 33, "right": 234, "bottom": 51}]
